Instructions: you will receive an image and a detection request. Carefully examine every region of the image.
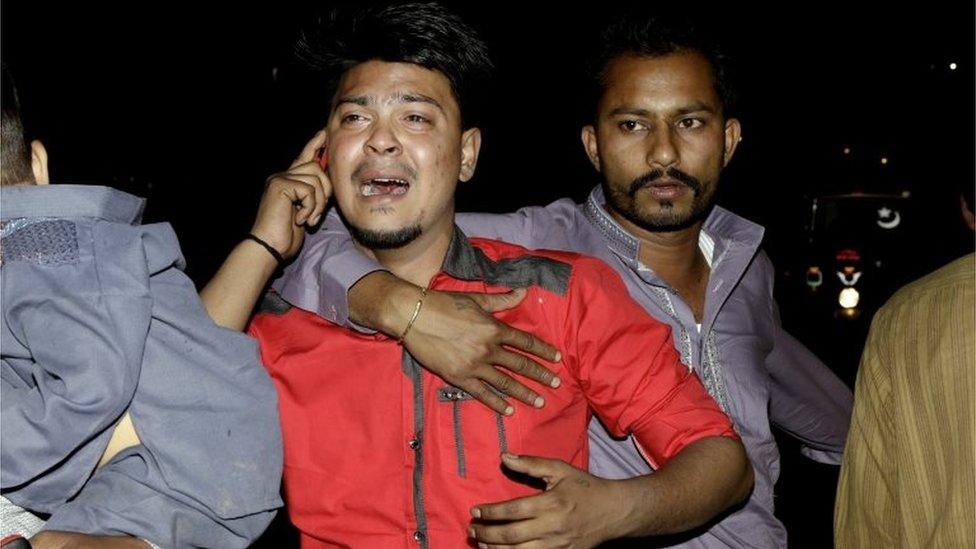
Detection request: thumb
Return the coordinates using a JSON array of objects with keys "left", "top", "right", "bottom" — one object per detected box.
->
[
  {"left": 468, "top": 288, "right": 527, "bottom": 313},
  {"left": 501, "top": 453, "right": 568, "bottom": 486}
]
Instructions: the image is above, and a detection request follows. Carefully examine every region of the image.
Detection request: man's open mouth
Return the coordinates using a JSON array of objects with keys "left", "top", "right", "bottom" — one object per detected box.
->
[{"left": 360, "top": 178, "right": 410, "bottom": 197}]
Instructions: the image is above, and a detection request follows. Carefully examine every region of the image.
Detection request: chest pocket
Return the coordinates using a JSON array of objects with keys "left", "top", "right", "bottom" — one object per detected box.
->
[{"left": 433, "top": 386, "right": 514, "bottom": 478}]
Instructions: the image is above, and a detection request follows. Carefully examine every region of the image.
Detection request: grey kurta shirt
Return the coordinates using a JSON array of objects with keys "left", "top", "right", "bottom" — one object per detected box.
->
[
  {"left": 1, "top": 184, "right": 283, "bottom": 548},
  {"left": 273, "top": 185, "right": 853, "bottom": 549}
]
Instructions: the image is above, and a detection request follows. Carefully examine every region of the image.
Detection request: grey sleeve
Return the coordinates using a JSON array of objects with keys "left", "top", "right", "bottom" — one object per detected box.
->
[
  {"left": 1, "top": 220, "right": 152, "bottom": 490},
  {"left": 280, "top": 201, "right": 578, "bottom": 328},
  {"left": 762, "top": 255, "right": 854, "bottom": 464},
  {"left": 41, "top": 445, "right": 276, "bottom": 549},
  {"left": 271, "top": 211, "right": 386, "bottom": 327}
]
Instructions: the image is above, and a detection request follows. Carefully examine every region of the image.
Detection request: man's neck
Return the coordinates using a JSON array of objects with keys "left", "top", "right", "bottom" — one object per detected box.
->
[
  {"left": 361, "top": 220, "right": 455, "bottom": 289},
  {"left": 607, "top": 206, "right": 709, "bottom": 291}
]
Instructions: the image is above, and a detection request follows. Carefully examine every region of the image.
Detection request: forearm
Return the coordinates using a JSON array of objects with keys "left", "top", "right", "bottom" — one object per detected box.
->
[
  {"left": 347, "top": 270, "right": 420, "bottom": 335},
  {"left": 200, "top": 240, "right": 279, "bottom": 331},
  {"left": 612, "top": 436, "right": 753, "bottom": 538},
  {"left": 767, "top": 330, "right": 853, "bottom": 458}
]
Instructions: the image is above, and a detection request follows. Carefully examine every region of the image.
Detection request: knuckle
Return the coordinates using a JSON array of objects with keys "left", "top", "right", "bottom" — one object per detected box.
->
[
  {"left": 476, "top": 342, "right": 495, "bottom": 361},
  {"left": 516, "top": 387, "right": 536, "bottom": 403},
  {"left": 472, "top": 383, "right": 491, "bottom": 398},
  {"left": 531, "top": 363, "right": 553, "bottom": 382},
  {"left": 518, "top": 355, "right": 538, "bottom": 374},
  {"left": 499, "top": 526, "right": 520, "bottom": 544},
  {"left": 487, "top": 323, "right": 505, "bottom": 341},
  {"left": 494, "top": 376, "right": 513, "bottom": 394},
  {"left": 507, "top": 354, "right": 527, "bottom": 372}
]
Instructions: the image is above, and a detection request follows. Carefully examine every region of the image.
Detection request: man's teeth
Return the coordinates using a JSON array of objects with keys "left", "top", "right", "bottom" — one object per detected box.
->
[{"left": 361, "top": 179, "right": 409, "bottom": 197}]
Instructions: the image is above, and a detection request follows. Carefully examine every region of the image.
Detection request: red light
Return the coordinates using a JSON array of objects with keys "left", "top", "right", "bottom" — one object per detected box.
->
[{"left": 836, "top": 249, "right": 861, "bottom": 262}]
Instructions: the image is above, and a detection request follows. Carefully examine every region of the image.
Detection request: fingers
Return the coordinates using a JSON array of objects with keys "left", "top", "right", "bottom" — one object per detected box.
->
[
  {"left": 460, "top": 379, "right": 514, "bottom": 416},
  {"left": 285, "top": 157, "right": 332, "bottom": 226},
  {"left": 470, "top": 520, "right": 544, "bottom": 547},
  {"left": 271, "top": 176, "right": 318, "bottom": 224},
  {"left": 482, "top": 356, "right": 544, "bottom": 408},
  {"left": 490, "top": 346, "right": 561, "bottom": 391},
  {"left": 469, "top": 288, "right": 527, "bottom": 312},
  {"left": 266, "top": 170, "right": 330, "bottom": 226},
  {"left": 470, "top": 510, "right": 554, "bottom": 547},
  {"left": 469, "top": 494, "right": 553, "bottom": 547},
  {"left": 471, "top": 491, "right": 549, "bottom": 522},
  {"left": 477, "top": 542, "right": 545, "bottom": 549},
  {"left": 470, "top": 519, "right": 548, "bottom": 548},
  {"left": 291, "top": 130, "right": 328, "bottom": 168},
  {"left": 441, "top": 292, "right": 560, "bottom": 366},
  {"left": 499, "top": 454, "right": 569, "bottom": 483},
  {"left": 307, "top": 169, "right": 330, "bottom": 226},
  {"left": 498, "top": 325, "right": 562, "bottom": 367},
  {"left": 476, "top": 543, "right": 543, "bottom": 549}
]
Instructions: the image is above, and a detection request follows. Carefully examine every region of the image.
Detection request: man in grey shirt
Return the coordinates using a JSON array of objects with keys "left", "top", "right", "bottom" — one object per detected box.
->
[{"left": 262, "top": 15, "right": 853, "bottom": 548}]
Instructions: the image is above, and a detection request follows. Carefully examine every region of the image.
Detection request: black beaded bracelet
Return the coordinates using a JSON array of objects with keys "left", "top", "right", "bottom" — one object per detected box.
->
[{"left": 245, "top": 233, "right": 285, "bottom": 264}]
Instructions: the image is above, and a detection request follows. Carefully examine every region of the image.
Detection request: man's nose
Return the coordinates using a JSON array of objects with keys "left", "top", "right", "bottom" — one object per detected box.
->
[
  {"left": 364, "top": 120, "right": 401, "bottom": 156},
  {"left": 646, "top": 126, "right": 678, "bottom": 168}
]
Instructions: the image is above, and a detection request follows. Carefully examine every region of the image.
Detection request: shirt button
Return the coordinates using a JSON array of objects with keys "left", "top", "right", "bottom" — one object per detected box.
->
[
  {"left": 408, "top": 438, "right": 421, "bottom": 450},
  {"left": 413, "top": 530, "right": 424, "bottom": 542}
]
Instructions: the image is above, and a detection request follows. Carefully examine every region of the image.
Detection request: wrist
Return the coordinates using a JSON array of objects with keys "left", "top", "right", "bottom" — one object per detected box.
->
[
  {"left": 608, "top": 476, "right": 662, "bottom": 539},
  {"left": 236, "top": 239, "right": 280, "bottom": 279},
  {"left": 349, "top": 271, "right": 420, "bottom": 335},
  {"left": 244, "top": 233, "right": 285, "bottom": 264}
]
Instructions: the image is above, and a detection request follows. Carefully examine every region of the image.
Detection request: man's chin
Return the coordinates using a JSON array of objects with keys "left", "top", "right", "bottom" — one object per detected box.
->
[
  {"left": 623, "top": 203, "right": 711, "bottom": 233},
  {"left": 348, "top": 223, "right": 423, "bottom": 250}
]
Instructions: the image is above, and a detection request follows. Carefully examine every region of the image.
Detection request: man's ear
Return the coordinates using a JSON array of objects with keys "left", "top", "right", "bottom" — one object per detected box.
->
[
  {"left": 722, "top": 118, "right": 742, "bottom": 167},
  {"left": 961, "top": 194, "right": 976, "bottom": 231},
  {"left": 30, "top": 140, "right": 49, "bottom": 185},
  {"left": 458, "top": 127, "right": 482, "bottom": 183},
  {"left": 581, "top": 125, "right": 601, "bottom": 172}
]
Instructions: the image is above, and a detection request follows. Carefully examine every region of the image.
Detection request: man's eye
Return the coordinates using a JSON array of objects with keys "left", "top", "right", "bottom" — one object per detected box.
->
[
  {"left": 619, "top": 120, "right": 646, "bottom": 132},
  {"left": 341, "top": 113, "right": 368, "bottom": 124},
  {"left": 405, "top": 114, "right": 431, "bottom": 125},
  {"left": 677, "top": 118, "right": 704, "bottom": 129}
]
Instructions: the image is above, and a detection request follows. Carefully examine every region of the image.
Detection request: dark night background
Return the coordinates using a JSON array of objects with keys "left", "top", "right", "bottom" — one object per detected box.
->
[{"left": 3, "top": 2, "right": 974, "bottom": 547}]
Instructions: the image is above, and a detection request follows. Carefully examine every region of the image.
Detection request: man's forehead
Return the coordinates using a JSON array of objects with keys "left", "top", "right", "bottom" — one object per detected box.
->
[
  {"left": 600, "top": 52, "right": 721, "bottom": 114},
  {"left": 333, "top": 60, "right": 457, "bottom": 111}
]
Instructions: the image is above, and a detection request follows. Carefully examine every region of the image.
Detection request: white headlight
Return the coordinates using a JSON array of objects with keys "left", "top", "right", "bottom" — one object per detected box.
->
[{"left": 839, "top": 288, "right": 860, "bottom": 309}]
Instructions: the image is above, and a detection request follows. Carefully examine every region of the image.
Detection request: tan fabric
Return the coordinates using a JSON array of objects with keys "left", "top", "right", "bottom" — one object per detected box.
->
[{"left": 835, "top": 253, "right": 975, "bottom": 548}]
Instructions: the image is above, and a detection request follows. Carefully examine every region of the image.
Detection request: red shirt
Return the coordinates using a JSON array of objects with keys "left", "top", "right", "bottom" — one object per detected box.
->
[{"left": 249, "top": 230, "right": 737, "bottom": 548}]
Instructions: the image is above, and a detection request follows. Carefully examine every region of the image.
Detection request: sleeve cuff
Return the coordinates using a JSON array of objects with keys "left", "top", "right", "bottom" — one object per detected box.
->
[{"left": 800, "top": 446, "right": 844, "bottom": 465}]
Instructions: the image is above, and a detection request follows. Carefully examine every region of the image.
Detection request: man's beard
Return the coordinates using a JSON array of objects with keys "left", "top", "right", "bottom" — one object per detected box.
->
[
  {"left": 604, "top": 167, "right": 715, "bottom": 232},
  {"left": 348, "top": 223, "right": 423, "bottom": 250}
]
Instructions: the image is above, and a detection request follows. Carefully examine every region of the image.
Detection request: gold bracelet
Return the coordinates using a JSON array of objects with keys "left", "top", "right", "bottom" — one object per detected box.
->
[{"left": 397, "top": 287, "right": 428, "bottom": 343}]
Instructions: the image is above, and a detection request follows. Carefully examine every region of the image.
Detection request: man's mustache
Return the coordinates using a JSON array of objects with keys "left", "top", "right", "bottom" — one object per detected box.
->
[{"left": 628, "top": 168, "right": 703, "bottom": 197}]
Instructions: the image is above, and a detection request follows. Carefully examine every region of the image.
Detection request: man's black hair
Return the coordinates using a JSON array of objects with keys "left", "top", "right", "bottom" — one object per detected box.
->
[
  {"left": 295, "top": 2, "right": 493, "bottom": 129},
  {"left": 590, "top": 13, "right": 738, "bottom": 119},
  {"left": 1, "top": 64, "right": 34, "bottom": 186}
]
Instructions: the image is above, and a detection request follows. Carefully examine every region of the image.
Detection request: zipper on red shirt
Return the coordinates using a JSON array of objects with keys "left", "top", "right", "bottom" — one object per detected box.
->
[
  {"left": 402, "top": 351, "right": 430, "bottom": 548},
  {"left": 438, "top": 387, "right": 471, "bottom": 478}
]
